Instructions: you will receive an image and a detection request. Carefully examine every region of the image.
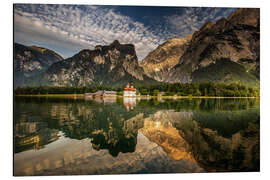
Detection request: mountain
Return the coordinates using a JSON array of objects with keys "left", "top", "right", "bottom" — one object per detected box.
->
[
  {"left": 14, "top": 43, "right": 63, "bottom": 87},
  {"left": 15, "top": 8, "right": 260, "bottom": 88},
  {"left": 169, "top": 8, "right": 260, "bottom": 86},
  {"left": 30, "top": 40, "right": 158, "bottom": 87},
  {"left": 139, "top": 35, "right": 192, "bottom": 82},
  {"left": 140, "top": 8, "right": 260, "bottom": 87}
]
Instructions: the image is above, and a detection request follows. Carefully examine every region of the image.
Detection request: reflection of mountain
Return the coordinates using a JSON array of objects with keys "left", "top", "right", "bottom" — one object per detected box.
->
[
  {"left": 91, "top": 113, "right": 144, "bottom": 156},
  {"left": 40, "top": 98, "right": 145, "bottom": 156},
  {"left": 15, "top": 122, "right": 47, "bottom": 137},
  {"left": 164, "top": 110, "right": 259, "bottom": 172},
  {"left": 14, "top": 132, "right": 204, "bottom": 176},
  {"left": 14, "top": 97, "right": 259, "bottom": 173},
  {"left": 139, "top": 109, "right": 259, "bottom": 172},
  {"left": 14, "top": 122, "right": 59, "bottom": 153},
  {"left": 140, "top": 113, "right": 196, "bottom": 162}
]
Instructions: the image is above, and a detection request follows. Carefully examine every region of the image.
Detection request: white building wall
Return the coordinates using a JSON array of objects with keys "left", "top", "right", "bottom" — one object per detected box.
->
[{"left": 123, "top": 90, "right": 136, "bottom": 97}]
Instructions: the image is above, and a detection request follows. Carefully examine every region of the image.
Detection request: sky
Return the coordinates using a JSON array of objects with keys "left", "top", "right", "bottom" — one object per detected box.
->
[{"left": 14, "top": 4, "right": 236, "bottom": 60}]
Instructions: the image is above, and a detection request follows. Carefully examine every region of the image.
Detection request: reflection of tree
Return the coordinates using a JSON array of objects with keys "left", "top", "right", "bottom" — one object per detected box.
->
[
  {"left": 160, "top": 98, "right": 259, "bottom": 112},
  {"left": 193, "top": 109, "right": 260, "bottom": 138}
]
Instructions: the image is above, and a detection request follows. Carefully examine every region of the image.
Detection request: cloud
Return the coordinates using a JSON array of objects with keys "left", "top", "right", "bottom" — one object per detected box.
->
[
  {"left": 14, "top": 5, "right": 236, "bottom": 60},
  {"left": 164, "top": 7, "right": 236, "bottom": 37},
  {"left": 14, "top": 4, "right": 163, "bottom": 59}
]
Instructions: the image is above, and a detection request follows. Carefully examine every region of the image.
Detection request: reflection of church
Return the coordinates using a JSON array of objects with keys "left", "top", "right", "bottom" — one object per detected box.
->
[
  {"left": 123, "top": 82, "right": 136, "bottom": 97},
  {"left": 123, "top": 97, "right": 136, "bottom": 111}
]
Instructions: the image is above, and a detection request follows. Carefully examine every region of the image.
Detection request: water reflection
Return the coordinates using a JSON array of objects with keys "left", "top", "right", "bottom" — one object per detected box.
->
[
  {"left": 140, "top": 114, "right": 196, "bottom": 162},
  {"left": 14, "top": 97, "right": 260, "bottom": 175},
  {"left": 123, "top": 97, "right": 136, "bottom": 111},
  {"left": 15, "top": 122, "right": 59, "bottom": 153},
  {"left": 84, "top": 96, "right": 117, "bottom": 104}
]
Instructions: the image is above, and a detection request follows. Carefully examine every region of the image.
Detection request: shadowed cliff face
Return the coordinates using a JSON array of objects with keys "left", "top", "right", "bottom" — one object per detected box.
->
[
  {"left": 168, "top": 8, "right": 260, "bottom": 85},
  {"left": 138, "top": 8, "right": 260, "bottom": 87},
  {"left": 14, "top": 43, "right": 63, "bottom": 87},
  {"left": 139, "top": 35, "right": 192, "bottom": 82},
  {"left": 28, "top": 40, "right": 157, "bottom": 87}
]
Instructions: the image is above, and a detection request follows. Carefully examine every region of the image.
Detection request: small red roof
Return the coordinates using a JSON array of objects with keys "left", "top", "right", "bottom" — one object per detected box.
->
[{"left": 124, "top": 88, "right": 135, "bottom": 91}]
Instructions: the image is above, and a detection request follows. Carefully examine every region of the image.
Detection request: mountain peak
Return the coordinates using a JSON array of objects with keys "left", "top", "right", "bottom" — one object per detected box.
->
[
  {"left": 14, "top": 43, "right": 64, "bottom": 87},
  {"left": 227, "top": 8, "right": 259, "bottom": 27},
  {"left": 200, "top": 21, "right": 215, "bottom": 31},
  {"left": 111, "top": 40, "right": 120, "bottom": 46},
  {"left": 29, "top": 40, "right": 159, "bottom": 87},
  {"left": 140, "top": 34, "right": 192, "bottom": 82},
  {"left": 166, "top": 8, "right": 260, "bottom": 86}
]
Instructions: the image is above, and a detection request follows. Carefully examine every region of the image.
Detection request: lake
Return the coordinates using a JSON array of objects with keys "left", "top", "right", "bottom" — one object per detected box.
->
[{"left": 13, "top": 96, "right": 260, "bottom": 175}]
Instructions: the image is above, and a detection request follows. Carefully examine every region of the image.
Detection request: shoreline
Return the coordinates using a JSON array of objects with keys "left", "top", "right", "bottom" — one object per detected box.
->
[{"left": 14, "top": 94, "right": 259, "bottom": 99}]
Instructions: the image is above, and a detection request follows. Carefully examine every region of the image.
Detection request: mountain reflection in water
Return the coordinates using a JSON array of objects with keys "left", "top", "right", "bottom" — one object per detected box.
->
[{"left": 14, "top": 97, "right": 259, "bottom": 175}]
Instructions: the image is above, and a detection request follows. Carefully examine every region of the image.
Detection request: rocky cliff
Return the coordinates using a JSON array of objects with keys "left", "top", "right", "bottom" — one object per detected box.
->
[
  {"left": 32, "top": 40, "right": 158, "bottom": 87},
  {"left": 169, "top": 8, "right": 259, "bottom": 86},
  {"left": 15, "top": 8, "right": 260, "bottom": 88},
  {"left": 140, "top": 8, "right": 260, "bottom": 87},
  {"left": 14, "top": 43, "right": 63, "bottom": 87},
  {"left": 139, "top": 35, "right": 192, "bottom": 82}
]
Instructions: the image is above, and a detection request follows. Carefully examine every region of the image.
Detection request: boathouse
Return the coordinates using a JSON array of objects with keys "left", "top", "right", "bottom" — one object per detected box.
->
[{"left": 84, "top": 90, "right": 117, "bottom": 97}]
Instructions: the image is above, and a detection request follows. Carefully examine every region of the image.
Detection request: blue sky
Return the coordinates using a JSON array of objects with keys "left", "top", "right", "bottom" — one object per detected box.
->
[{"left": 14, "top": 4, "right": 236, "bottom": 59}]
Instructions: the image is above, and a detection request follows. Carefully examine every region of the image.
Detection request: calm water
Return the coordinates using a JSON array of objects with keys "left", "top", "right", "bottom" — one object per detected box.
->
[{"left": 14, "top": 96, "right": 260, "bottom": 175}]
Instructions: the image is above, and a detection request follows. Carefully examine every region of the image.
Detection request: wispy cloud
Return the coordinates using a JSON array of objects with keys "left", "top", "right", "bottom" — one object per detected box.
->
[
  {"left": 164, "top": 7, "right": 236, "bottom": 37},
  {"left": 14, "top": 4, "right": 163, "bottom": 59},
  {"left": 14, "top": 5, "right": 236, "bottom": 59}
]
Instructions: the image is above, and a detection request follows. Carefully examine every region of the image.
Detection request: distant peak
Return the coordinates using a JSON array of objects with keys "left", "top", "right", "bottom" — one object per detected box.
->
[
  {"left": 227, "top": 8, "right": 259, "bottom": 27},
  {"left": 111, "top": 40, "right": 120, "bottom": 46},
  {"left": 94, "top": 45, "right": 102, "bottom": 51},
  {"left": 29, "top": 45, "right": 47, "bottom": 53},
  {"left": 200, "top": 21, "right": 214, "bottom": 31}
]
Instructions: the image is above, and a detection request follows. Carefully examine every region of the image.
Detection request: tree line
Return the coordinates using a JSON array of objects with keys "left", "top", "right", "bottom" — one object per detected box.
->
[
  {"left": 14, "top": 82, "right": 259, "bottom": 97},
  {"left": 136, "top": 83, "right": 259, "bottom": 97}
]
